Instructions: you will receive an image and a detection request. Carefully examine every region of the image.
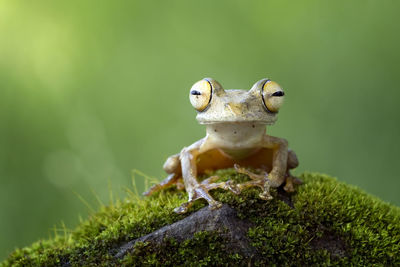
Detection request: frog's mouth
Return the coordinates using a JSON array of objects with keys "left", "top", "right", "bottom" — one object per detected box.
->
[{"left": 198, "top": 119, "right": 276, "bottom": 126}]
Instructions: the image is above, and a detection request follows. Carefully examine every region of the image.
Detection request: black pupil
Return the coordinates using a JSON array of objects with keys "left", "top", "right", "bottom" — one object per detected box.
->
[
  {"left": 272, "top": 91, "right": 284, "bottom": 97},
  {"left": 191, "top": 90, "right": 202, "bottom": 96}
]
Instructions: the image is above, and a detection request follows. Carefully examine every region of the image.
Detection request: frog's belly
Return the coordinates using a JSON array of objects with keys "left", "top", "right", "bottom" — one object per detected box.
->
[
  {"left": 219, "top": 147, "right": 260, "bottom": 160},
  {"left": 196, "top": 147, "right": 274, "bottom": 174}
]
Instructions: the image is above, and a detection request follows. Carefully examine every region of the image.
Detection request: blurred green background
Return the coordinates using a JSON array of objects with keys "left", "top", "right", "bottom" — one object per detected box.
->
[{"left": 1, "top": 0, "right": 399, "bottom": 260}]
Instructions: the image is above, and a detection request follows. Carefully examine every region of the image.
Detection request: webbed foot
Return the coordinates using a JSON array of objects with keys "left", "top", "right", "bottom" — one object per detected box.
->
[
  {"left": 230, "top": 164, "right": 273, "bottom": 200},
  {"left": 143, "top": 173, "right": 183, "bottom": 196},
  {"left": 231, "top": 164, "right": 301, "bottom": 199},
  {"left": 173, "top": 175, "right": 227, "bottom": 214}
]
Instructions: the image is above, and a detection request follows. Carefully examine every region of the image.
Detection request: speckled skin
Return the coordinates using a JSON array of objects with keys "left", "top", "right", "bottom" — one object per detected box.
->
[{"left": 144, "top": 78, "right": 300, "bottom": 214}]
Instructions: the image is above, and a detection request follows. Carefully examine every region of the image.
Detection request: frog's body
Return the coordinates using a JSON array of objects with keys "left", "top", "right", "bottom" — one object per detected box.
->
[{"left": 144, "top": 78, "right": 300, "bottom": 214}]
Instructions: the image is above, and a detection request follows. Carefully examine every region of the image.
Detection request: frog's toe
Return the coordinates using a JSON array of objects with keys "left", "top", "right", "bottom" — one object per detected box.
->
[
  {"left": 283, "top": 180, "right": 295, "bottom": 193},
  {"left": 176, "top": 181, "right": 185, "bottom": 190},
  {"left": 143, "top": 173, "right": 179, "bottom": 196},
  {"left": 259, "top": 191, "right": 273, "bottom": 200},
  {"left": 260, "top": 179, "right": 273, "bottom": 200},
  {"left": 226, "top": 180, "right": 241, "bottom": 195},
  {"left": 209, "top": 200, "right": 223, "bottom": 210},
  {"left": 173, "top": 202, "right": 192, "bottom": 214},
  {"left": 283, "top": 176, "right": 302, "bottom": 193},
  {"left": 201, "top": 175, "right": 220, "bottom": 185},
  {"left": 142, "top": 184, "right": 160, "bottom": 196},
  {"left": 293, "top": 177, "right": 303, "bottom": 185},
  {"left": 173, "top": 206, "right": 187, "bottom": 214}
]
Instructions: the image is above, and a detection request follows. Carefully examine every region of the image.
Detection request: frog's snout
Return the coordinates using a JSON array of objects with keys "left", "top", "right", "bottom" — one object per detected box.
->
[{"left": 225, "top": 102, "right": 247, "bottom": 115}]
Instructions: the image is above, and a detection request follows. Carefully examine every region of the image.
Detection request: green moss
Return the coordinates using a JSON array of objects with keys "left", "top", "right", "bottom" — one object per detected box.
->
[{"left": 2, "top": 171, "right": 400, "bottom": 266}]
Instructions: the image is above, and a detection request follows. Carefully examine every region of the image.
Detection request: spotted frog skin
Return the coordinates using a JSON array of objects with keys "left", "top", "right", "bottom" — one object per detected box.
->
[{"left": 144, "top": 78, "right": 301, "bottom": 214}]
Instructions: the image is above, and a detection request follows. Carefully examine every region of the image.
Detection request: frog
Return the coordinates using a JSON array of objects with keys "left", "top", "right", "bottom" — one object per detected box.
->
[{"left": 144, "top": 78, "right": 301, "bottom": 214}]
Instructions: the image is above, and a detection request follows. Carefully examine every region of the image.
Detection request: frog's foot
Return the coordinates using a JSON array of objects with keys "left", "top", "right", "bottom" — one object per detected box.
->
[
  {"left": 143, "top": 173, "right": 178, "bottom": 196},
  {"left": 174, "top": 175, "right": 228, "bottom": 214},
  {"left": 283, "top": 175, "right": 303, "bottom": 193},
  {"left": 230, "top": 164, "right": 273, "bottom": 200},
  {"left": 176, "top": 180, "right": 185, "bottom": 191}
]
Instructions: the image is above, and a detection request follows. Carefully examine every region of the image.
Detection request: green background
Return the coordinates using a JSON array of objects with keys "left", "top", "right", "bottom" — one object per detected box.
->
[{"left": 1, "top": 0, "right": 399, "bottom": 260}]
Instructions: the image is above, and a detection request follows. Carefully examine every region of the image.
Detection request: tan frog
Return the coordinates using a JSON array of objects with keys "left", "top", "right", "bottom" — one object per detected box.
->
[{"left": 144, "top": 78, "right": 301, "bottom": 214}]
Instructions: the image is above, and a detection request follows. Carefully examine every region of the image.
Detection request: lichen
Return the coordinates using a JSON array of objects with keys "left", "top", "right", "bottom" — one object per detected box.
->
[{"left": 2, "top": 171, "right": 400, "bottom": 266}]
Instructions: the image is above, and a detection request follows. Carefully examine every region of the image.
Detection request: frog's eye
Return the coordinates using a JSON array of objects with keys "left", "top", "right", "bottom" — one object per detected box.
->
[
  {"left": 261, "top": 80, "right": 285, "bottom": 113},
  {"left": 189, "top": 79, "right": 212, "bottom": 111}
]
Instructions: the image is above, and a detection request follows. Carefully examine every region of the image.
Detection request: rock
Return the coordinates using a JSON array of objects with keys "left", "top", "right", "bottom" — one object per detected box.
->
[
  {"left": 3, "top": 172, "right": 400, "bottom": 266},
  {"left": 114, "top": 204, "right": 258, "bottom": 259}
]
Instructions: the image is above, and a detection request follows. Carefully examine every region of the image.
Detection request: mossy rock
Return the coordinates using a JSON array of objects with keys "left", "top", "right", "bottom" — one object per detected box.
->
[{"left": 2, "top": 171, "right": 400, "bottom": 266}]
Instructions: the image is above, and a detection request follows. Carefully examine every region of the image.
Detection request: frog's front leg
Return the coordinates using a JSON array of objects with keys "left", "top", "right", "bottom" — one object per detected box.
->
[
  {"left": 262, "top": 134, "right": 289, "bottom": 187},
  {"left": 229, "top": 135, "right": 289, "bottom": 200},
  {"left": 174, "top": 139, "right": 229, "bottom": 214}
]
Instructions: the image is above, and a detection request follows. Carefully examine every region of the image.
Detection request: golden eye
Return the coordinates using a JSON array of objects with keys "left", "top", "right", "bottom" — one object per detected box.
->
[
  {"left": 262, "top": 80, "right": 285, "bottom": 113},
  {"left": 189, "top": 79, "right": 212, "bottom": 111}
]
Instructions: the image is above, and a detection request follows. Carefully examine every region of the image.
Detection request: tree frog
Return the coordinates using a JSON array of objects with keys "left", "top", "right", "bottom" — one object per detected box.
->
[{"left": 144, "top": 78, "right": 301, "bottom": 214}]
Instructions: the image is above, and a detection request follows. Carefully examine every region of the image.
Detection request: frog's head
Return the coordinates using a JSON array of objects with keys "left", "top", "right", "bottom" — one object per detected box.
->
[{"left": 189, "top": 78, "right": 285, "bottom": 125}]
